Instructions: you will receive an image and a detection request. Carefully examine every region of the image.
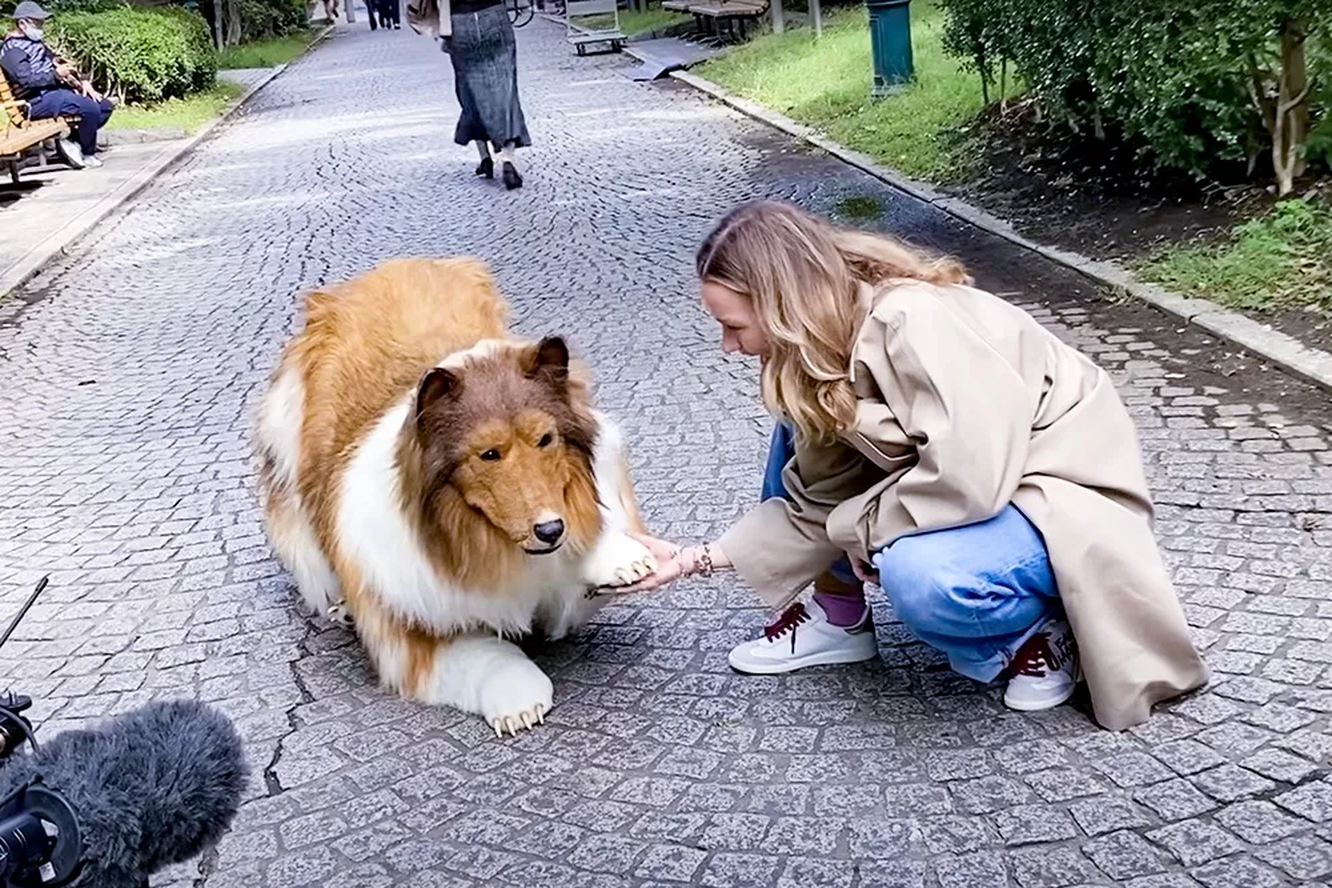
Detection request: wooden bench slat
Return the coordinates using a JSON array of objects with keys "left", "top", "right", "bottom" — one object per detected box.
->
[
  {"left": 690, "top": 4, "right": 764, "bottom": 17},
  {"left": 0, "top": 119, "right": 66, "bottom": 157},
  {"left": 569, "top": 30, "right": 624, "bottom": 42}
]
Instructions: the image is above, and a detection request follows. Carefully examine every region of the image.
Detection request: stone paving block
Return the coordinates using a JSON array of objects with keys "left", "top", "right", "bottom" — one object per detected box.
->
[
  {"left": 1276, "top": 780, "right": 1332, "bottom": 823},
  {"left": 1069, "top": 796, "right": 1156, "bottom": 837},
  {"left": 1189, "top": 854, "right": 1291, "bottom": 888},
  {"left": 1214, "top": 799, "right": 1311, "bottom": 843},
  {"left": 1147, "top": 820, "right": 1244, "bottom": 867},
  {"left": 1252, "top": 834, "right": 1332, "bottom": 881},
  {"left": 1191, "top": 763, "right": 1278, "bottom": 802},
  {"left": 1008, "top": 845, "right": 1105, "bottom": 887},
  {"left": 933, "top": 852, "right": 1011, "bottom": 888},
  {"left": 1082, "top": 830, "right": 1168, "bottom": 880}
]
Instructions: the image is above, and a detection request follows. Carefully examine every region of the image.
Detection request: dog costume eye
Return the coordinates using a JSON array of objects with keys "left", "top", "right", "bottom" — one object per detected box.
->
[
  {"left": 480, "top": 449, "right": 502, "bottom": 462},
  {"left": 537, "top": 434, "right": 553, "bottom": 448}
]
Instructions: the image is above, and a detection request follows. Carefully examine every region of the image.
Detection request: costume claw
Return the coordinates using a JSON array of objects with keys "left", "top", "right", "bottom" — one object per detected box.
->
[
  {"left": 492, "top": 718, "right": 503, "bottom": 738},
  {"left": 521, "top": 711, "right": 535, "bottom": 731},
  {"left": 536, "top": 704, "right": 545, "bottom": 724}
]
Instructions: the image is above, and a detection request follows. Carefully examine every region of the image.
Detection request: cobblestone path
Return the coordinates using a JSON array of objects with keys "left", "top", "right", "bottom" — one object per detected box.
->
[{"left": 3, "top": 20, "right": 1332, "bottom": 888}]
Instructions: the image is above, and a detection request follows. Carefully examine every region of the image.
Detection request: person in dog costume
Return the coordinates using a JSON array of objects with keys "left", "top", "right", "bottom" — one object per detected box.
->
[{"left": 622, "top": 200, "right": 1208, "bottom": 731}]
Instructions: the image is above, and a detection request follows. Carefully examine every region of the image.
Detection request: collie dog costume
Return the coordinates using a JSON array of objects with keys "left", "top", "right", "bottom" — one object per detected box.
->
[{"left": 253, "top": 258, "right": 655, "bottom": 736}]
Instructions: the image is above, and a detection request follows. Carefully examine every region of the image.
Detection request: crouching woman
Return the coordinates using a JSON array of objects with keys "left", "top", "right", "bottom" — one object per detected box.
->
[{"left": 625, "top": 200, "right": 1208, "bottom": 731}]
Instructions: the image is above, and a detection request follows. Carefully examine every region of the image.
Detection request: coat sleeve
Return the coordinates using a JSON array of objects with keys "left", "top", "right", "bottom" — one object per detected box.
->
[
  {"left": 0, "top": 43, "right": 58, "bottom": 95},
  {"left": 855, "top": 297, "right": 1035, "bottom": 553},
  {"left": 719, "top": 436, "right": 879, "bottom": 608}
]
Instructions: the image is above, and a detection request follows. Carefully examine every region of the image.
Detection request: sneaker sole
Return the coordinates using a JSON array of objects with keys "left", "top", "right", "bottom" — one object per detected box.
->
[
  {"left": 728, "top": 645, "right": 877, "bottom": 675},
  {"left": 1002, "top": 684, "right": 1078, "bottom": 712},
  {"left": 1004, "top": 667, "right": 1083, "bottom": 712}
]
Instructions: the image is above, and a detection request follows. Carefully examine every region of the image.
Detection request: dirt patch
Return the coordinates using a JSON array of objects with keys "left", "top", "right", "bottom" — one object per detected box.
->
[{"left": 938, "top": 102, "right": 1332, "bottom": 355}]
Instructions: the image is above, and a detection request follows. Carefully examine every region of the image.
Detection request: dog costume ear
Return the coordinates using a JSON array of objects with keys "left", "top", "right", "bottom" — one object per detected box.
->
[
  {"left": 415, "top": 367, "right": 461, "bottom": 427},
  {"left": 525, "top": 336, "right": 570, "bottom": 385}
]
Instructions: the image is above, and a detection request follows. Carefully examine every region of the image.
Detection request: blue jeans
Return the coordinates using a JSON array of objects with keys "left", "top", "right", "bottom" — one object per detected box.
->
[
  {"left": 27, "top": 89, "right": 114, "bottom": 156},
  {"left": 761, "top": 422, "right": 1060, "bottom": 681}
]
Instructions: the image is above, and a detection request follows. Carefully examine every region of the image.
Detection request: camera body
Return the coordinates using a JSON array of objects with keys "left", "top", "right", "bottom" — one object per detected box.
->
[{"left": 0, "top": 579, "right": 83, "bottom": 888}]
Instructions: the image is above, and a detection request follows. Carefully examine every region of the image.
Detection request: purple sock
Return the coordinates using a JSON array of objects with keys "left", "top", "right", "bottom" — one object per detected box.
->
[{"left": 813, "top": 591, "right": 869, "bottom": 628}]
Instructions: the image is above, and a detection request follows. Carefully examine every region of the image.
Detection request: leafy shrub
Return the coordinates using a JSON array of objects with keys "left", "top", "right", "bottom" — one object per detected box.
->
[
  {"left": 49, "top": 6, "right": 217, "bottom": 105},
  {"left": 237, "top": 0, "right": 305, "bottom": 40},
  {"left": 1, "top": 0, "right": 122, "bottom": 15},
  {"left": 938, "top": 0, "right": 1329, "bottom": 189},
  {"left": 199, "top": 0, "right": 305, "bottom": 45}
]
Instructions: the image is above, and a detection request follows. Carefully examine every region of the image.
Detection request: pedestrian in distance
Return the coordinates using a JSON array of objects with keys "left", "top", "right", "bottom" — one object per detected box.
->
[{"left": 407, "top": 0, "right": 530, "bottom": 190}]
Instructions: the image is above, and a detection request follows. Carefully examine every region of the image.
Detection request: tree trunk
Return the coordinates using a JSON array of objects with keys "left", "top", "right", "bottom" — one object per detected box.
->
[
  {"left": 977, "top": 44, "right": 990, "bottom": 106},
  {"left": 226, "top": 0, "right": 243, "bottom": 46},
  {"left": 1273, "top": 19, "right": 1309, "bottom": 196},
  {"left": 211, "top": 0, "right": 225, "bottom": 49}
]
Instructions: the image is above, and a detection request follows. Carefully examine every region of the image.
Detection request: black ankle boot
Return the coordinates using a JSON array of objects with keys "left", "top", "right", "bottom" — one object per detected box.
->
[
  {"left": 501, "top": 161, "right": 523, "bottom": 190},
  {"left": 475, "top": 156, "right": 494, "bottom": 179}
]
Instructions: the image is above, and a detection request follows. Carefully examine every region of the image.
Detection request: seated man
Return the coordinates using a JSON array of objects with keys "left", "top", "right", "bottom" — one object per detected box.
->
[{"left": 0, "top": 1, "right": 113, "bottom": 169}]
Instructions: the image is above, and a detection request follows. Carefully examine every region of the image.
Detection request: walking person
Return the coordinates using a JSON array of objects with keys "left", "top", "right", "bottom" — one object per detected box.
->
[
  {"left": 618, "top": 200, "right": 1209, "bottom": 731},
  {"left": 376, "top": 0, "right": 402, "bottom": 29},
  {"left": 407, "top": 0, "right": 530, "bottom": 190},
  {"left": 1, "top": 1, "right": 114, "bottom": 170}
]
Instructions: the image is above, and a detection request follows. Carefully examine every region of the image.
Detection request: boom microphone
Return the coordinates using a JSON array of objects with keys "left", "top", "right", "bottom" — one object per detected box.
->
[{"left": 0, "top": 698, "right": 248, "bottom": 888}]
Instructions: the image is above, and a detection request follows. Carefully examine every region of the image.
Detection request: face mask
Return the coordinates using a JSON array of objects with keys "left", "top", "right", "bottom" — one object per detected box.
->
[{"left": 19, "top": 22, "right": 43, "bottom": 41}]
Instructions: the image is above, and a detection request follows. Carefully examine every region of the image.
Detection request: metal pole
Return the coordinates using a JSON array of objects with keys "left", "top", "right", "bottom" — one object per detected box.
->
[
  {"left": 810, "top": 0, "right": 820, "bottom": 38},
  {"left": 770, "top": 0, "right": 783, "bottom": 33}
]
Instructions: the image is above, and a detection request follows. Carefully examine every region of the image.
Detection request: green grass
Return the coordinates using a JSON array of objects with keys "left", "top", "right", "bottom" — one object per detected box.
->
[
  {"left": 218, "top": 31, "right": 315, "bottom": 70},
  {"left": 697, "top": 1, "right": 1013, "bottom": 180},
  {"left": 835, "top": 194, "right": 884, "bottom": 221},
  {"left": 1138, "top": 199, "right": 1332, "bottom": 311},
  {"left": 581, "top": 3, "right": 687, "bottom": 36},
  {"left": 104, "top": 81, "right": 245, "bottom": 135}
]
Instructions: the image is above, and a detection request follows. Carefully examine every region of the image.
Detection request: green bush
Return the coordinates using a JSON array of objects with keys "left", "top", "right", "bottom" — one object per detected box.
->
[
  {"left": 938, "top": 0, "right": 1329, "bottom": 187},
  {"left": 237, "top": 0, "right": 305, "bottom": 41},
  {"left": 200, "top": 0, "right": 305, "bottom": 45},
  {"left": 49, "top": 6, "right": 217, "bottom": 105}
]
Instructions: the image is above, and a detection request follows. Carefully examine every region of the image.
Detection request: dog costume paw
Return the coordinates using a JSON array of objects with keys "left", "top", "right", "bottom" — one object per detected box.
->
[
  {"left": 479, "top": 659, "right": 554, "bottom": 738},
  {"left": 584, "top": 532, "right": 657, "bottom": 588}
]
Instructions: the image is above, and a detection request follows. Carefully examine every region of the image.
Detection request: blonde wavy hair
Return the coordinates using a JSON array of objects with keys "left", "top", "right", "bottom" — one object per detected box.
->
[{"left": 696, "top": 200, "right": 970, "bottom": 444}]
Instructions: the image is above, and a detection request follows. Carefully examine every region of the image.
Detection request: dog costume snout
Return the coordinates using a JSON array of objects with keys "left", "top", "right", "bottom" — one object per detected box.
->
[{"left": 533, "top": 519, "right": 565, "bottom": 545}]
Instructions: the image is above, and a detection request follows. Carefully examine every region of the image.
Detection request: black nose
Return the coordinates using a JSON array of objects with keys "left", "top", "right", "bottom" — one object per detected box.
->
[{"left": 533, "top": 520, "right": 565, "bottom": 545}]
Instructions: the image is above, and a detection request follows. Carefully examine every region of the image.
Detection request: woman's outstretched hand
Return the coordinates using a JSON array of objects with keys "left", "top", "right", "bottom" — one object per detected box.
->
[{"left": 597, "top": 533, "right": 686, "bottom": 595}]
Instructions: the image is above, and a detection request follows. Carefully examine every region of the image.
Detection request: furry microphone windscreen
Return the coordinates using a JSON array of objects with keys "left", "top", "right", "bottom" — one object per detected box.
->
[{"left": 0, "top": 698, "right": 249, "bottom": 888}]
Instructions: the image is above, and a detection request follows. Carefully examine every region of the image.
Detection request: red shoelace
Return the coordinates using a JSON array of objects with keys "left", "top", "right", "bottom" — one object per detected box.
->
[
  {"left": 1007, "top": 632, "right": 1055, "bottom": 678},
  {"left": 1006, "top": 627, "right": 1075, "bottom": 679},
  {"left": 764, "top": 602, "right": 811, "bottom": 654}
]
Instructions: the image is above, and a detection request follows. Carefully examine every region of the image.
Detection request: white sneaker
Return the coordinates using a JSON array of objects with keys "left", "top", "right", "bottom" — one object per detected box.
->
[
  {"left": 1002, "top": 617, "right": 1082, "bottom": 711},
  {"left": 59, "top": 138, "right": 86, "bottom": 169},
  {"left": 728, "top": 599, "right": 878, "bottom": 675},
  {"left": 82, "top": 155, "right": 103, "bottom": 169}
]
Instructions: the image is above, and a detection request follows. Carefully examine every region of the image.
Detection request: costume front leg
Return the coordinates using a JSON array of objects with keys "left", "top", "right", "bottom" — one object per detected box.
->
[{"left": 405, "top": 632, "right": 554, "bottom": 736}]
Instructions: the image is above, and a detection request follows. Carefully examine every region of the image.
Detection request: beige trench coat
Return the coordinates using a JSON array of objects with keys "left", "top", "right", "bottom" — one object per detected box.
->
[{"left": 718, "top": 279, "right": 1209, "bottom": 730}]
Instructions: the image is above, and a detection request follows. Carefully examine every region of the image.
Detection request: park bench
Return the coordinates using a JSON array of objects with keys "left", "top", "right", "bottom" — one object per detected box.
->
[
  {"left": 565, "top": 0, "right": 625, "bottom": 55},
  {"left": 680, "top": 0, "right": 768, "bottom": 44},
  {"left": 0, "top": 68, "right": 70, "bottom": 185}
]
